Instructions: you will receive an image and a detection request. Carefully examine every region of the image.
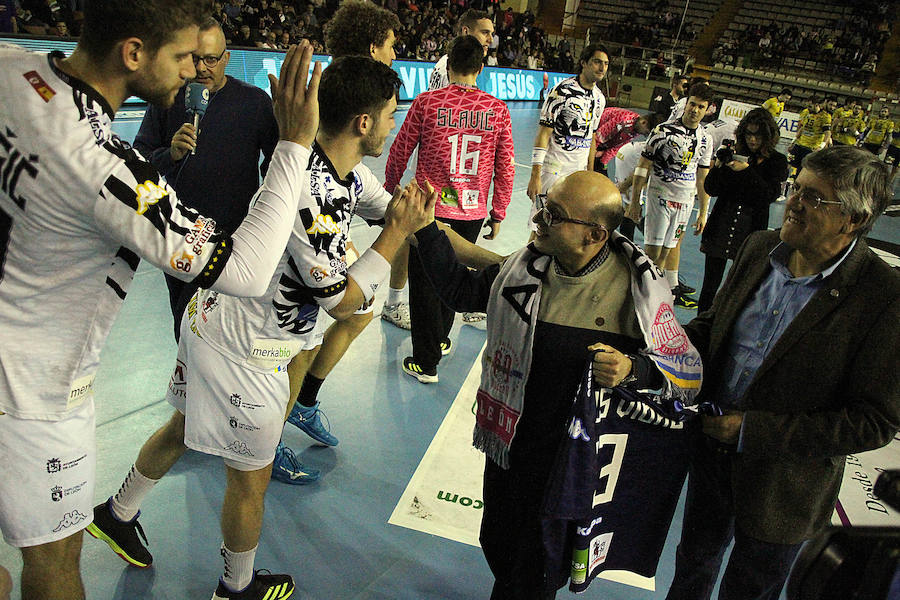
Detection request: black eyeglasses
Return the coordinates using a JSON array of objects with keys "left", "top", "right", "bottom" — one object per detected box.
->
[
  {"left": 192, "top": 49, "right": 227, "bottom": 68},
  {"left": 788, "top": 183, "right": 844, "bottom": 210},
  {"left": 535, "top": 194, "right": 605, "bottom": 229}
]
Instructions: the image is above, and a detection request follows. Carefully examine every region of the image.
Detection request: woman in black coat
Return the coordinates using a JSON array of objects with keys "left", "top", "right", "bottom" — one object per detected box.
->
[{"left": 698, "top": 108, "right": 789, "bottom": 312}]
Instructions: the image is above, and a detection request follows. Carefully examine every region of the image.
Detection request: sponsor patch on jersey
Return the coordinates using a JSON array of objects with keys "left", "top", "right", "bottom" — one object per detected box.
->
[
  {"left": 135, "top": 180, "right": 168, "bottom": 215},
  {"left": 24, "top": 70, "right": 56, "bottom": 102},
  {"left": 67, "top": 374, "right": 95, "bottom": 410},
  {"left": 170, "top": 250, "right": 194, "bottom": 273},
  {"left": 589, "top": 532, "right": 613, "bottom": 571},
  {"left": 246, "top": 338, "right": 302, "bottom": 370}
]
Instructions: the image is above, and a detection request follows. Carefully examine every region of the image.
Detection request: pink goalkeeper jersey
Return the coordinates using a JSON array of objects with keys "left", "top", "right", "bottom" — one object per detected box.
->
[{"left": 384, "top": 84, "right": 515, "bottom": 221}]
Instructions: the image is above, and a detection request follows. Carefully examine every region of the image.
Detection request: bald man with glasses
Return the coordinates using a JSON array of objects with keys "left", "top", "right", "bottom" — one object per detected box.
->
[
  {"left": 133, "top": 16, "right": 280, "bottom": 341},
  {"left": 409, "top": 170, "right": 702, "bottom": 598}
]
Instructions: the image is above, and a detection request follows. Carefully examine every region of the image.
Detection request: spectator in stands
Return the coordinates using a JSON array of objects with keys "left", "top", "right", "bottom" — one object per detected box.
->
[{"left": 698, "top": 108, "right": 789, "bottom": 313}]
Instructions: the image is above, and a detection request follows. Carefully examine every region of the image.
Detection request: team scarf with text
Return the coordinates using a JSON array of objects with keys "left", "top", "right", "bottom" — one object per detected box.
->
[{"left": 473, "top": 232, "right": 704, "bottom": 469}]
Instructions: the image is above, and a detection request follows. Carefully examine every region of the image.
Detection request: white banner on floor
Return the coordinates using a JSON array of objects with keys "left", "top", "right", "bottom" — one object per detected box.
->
[
  {"left": 833, "top": 432, "right": 900, "bottom": 527},
  {"left": 388, "top": 350, "right": 486, "bottom": 547}
]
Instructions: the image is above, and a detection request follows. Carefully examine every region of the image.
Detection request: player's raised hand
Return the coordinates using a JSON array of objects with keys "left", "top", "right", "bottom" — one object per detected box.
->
[{"left": 269, "top": 41, "right": 322, "bottom": 148}]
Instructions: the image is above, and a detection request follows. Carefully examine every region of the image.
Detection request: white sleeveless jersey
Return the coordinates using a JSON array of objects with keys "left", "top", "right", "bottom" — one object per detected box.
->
[
  {"left": 540, "top": 77, "right": 605, "bottom": 177},
  {"left": 194, "top": 144, "right": 391, "bottom": 372},
  {"left": 0, "top": 45, "right": 306, "bottom": 419}
]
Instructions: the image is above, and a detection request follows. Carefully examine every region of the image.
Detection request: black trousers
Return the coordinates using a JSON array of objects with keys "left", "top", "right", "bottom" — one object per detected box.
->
[
  {"left": 165, "top": 274, "right": 200, "bottom": 342},
  {"left": 408, "top": 217, "right": 483, "bottom": 371},
  {"left": 666, "top": 436, "right": 803, "bottom": 600},
  {"left": 698, "top": 255, "right": 728, "bottom": 314}
]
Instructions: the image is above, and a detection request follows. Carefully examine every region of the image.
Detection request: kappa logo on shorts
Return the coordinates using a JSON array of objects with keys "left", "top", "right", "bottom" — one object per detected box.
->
[
  {"left": 52, "top": 510, "right": 88, "bottom": 532},
  {"left": 223, "top": 440, "right": 255, "bottom": 456}
]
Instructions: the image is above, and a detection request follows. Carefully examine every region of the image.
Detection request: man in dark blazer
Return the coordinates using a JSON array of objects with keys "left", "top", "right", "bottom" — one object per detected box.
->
[{"left": 666, "top": 145, "right": 900, "bottom": 600}]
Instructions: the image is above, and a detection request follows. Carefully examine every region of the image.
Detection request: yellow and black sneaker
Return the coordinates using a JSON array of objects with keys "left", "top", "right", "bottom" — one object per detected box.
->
[
  {"left": 86, "top": 498, "right": 152, "bottom": 568},
  {"left": 673, "top": 293, "right": 698, "bottom": 309},
  {"left": 439, "top": 338, "right": 453, "bottom": 356},
  {"left": 402, "top": 356, "right": 438, "bottom": 384},
  {"left": 212, "top": 570, "right": 294, "bottom": 600}
]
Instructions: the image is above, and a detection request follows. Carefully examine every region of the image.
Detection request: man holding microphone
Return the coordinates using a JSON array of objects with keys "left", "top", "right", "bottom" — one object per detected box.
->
[{"left": 134, "top": 17, "right": 279, "bottom": 340}]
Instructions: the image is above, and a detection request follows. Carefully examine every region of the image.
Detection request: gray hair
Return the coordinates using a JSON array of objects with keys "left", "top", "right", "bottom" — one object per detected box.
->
[{"left": 802, "top": 146, "right": 892, "bottom": 237}]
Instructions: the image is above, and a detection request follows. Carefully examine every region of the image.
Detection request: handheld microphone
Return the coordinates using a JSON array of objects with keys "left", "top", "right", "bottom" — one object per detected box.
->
[{"left": 184, "top": 82, "right": 209, "bottom": 155}]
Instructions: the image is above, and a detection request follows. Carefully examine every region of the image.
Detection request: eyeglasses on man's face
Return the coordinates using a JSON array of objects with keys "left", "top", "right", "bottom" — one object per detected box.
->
[
  {"left": 192, "top": 49, "right": 227, "bottom": 68},
  {"left": 535, "top": 194, "right": 605, "bottom": 229},
  {"left": 788, "top": 183, "right": 844, "bottom": 211}
]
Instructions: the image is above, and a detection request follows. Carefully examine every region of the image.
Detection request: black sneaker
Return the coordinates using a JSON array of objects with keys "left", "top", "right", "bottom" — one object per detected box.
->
[
  {"left": 673, "top": 294, "right": 698, "bottom": 309},
  {"left": 675, "top": 279, "right": 696, "bottom": 295},
  {"left": 402, "top": 356, "right": 438, "bottom": 383},
  {"left": 85, "top": 498, "right": 152, "bottom": 567},
  {"left": 439, "top": 338, "right": 452, "bottom": 356},
  {"left": 212, "top": 570, "right": 295, "bottom": 600}
]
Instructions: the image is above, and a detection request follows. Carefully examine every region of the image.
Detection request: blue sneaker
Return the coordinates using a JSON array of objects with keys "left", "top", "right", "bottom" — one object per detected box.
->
[
  {"left": 271, "top": 441, "right": 320, "bottom": 485},
  {"left": 287, "top": 402, "right": 339, "bottom": 447}
]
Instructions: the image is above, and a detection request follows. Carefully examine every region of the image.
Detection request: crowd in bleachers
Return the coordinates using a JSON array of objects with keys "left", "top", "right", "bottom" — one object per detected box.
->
[
  {"left": 711, "top": 0, "right": 894, "bottom": 86},
  {"left": 0, "top": 0, "right": 578, "bottom": 72}
]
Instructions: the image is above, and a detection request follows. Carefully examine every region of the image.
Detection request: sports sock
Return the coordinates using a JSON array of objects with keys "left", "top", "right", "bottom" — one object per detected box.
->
[
  {"left": 296, "top": 373, "right": 325, "bottom": 407},
  {"left": 387, "top": 286, "right": 405, "bottom": 306},
  {"left": 221, "top": 543, "right": 257, "bottom": 593},
  {"left": 110, "top": 464, "right": 159, "bottom": 522},
  {"left": 665, "top": 269, "right": 679, "bottom": 290}
]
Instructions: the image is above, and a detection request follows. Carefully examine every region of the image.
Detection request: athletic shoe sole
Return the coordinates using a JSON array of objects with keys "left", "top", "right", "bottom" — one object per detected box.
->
[{"left": 86, "top": 522, "right": 151, "bottom": 568}]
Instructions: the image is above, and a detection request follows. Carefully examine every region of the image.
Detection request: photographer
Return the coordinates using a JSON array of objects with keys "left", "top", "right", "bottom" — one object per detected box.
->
[{"left": 698, "top": 108, "right": 788, "bottom": 313}]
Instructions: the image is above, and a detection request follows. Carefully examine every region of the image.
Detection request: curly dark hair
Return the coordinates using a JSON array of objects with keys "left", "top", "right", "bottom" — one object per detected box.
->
[
  {"left": 735, "top": 107, "right": 780, "bottom": 157},
  {"left": 325, "top": 0, "right": 401, "bottom": 58},
  {"left": 319, "top": 56, "right": 401, "bottom": 137}
]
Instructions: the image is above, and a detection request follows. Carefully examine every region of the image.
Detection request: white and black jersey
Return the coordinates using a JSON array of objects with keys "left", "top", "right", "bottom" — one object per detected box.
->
[
  {"left": 641, "top": 119, "right": 711, "bottom": 203},
  {"left": 195, "top": 143, "right": 391, "bottom": 371},
  {"left": 539, "top": 77, "right": 605, "bottom": 177},
  {"left": 704, "top": 118, "right": 738, "bottom": 155},
  {"left": 428, "top": 55, "right": 450, "bottom": 90},
  {"left": 0, "top": 45, "right": 307, "bottom": 419}
]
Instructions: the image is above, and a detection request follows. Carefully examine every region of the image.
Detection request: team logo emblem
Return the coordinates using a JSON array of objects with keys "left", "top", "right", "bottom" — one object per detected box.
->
[
  {"left": 229, "top": 416, "right": 238, "bottom": 429},
  {"left": 51, "top": 485, "right": 63, "bottom": 502},
  {"left": 47, "top": 458, "right": 62, "bottom": 473},
  {"left": 651, "top": 304, "right": 689, "bottom": 355},
  {"left": 230, "top": 393, "right": 242, "bottom": 407}
]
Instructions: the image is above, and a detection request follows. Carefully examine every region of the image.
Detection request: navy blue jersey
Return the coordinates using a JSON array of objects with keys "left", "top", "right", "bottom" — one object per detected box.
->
[{"left": 541, "top": 362, "right": 691, "bottom": 592}]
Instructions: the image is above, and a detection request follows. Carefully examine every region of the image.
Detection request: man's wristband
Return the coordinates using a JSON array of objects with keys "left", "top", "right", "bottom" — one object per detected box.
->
[
  {"left": 347, "top": 248, "right": 391, "bottom": 304},
  {"left": 531, "top": 147, "right": 547, "bottom": 166}
]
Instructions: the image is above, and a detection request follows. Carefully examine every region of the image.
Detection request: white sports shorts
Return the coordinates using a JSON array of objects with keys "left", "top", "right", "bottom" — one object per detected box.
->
[
  {"left": 644, "top": 192, "right": 694, "bottom": 249},
  {"left": 528, "top": 167, "right": 567, "bottom": 230},
  {"left": 167, "top": 324, "right": 290, "bottom": 472},
  {"left": 0, "top": 401, "right": 96, "bottom": 547}
]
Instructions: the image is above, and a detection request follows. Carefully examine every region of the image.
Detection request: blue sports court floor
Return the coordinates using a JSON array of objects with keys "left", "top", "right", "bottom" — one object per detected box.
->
[{"left": 1, "top": 102, "right": 898, "bottom": 600}]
